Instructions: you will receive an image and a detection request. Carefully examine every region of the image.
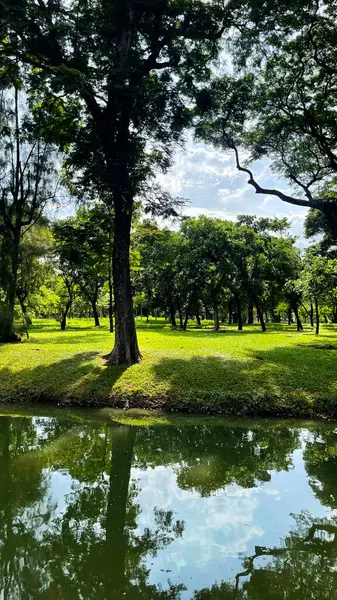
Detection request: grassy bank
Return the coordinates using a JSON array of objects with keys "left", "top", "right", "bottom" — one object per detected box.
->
[{"left": 1, "top": 318, "right": 337, "bottom": 418}]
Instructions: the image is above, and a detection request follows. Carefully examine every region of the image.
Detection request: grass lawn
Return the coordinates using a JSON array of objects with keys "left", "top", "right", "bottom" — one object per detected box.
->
[{"left": 1, "top": 318, "right": 337, "bottom": 418}]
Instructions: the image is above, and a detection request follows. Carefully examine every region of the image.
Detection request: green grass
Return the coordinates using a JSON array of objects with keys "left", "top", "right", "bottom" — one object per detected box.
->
[{"left": 1, "top": 318, "right": 337, "bottom": 418}]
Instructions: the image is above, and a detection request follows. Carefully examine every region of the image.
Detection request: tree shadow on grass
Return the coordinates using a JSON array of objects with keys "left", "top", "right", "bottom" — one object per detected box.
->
[
  {"left": 137, "top": 324, "right": 329, "bottom": 338},
  {"left": 28, "top": 332, "right": 112, "bottom": 345},
  {"left": 149, "top": 344, "right": 337, "bottom": 415},
  {"left": 0, "top": 351, "right": 128, "bottom": 405}
]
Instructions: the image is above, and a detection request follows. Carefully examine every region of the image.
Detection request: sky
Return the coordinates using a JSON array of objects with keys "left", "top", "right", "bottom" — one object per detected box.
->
[
  {"left": 157, "top": 135, "right": 309, "bottom": 246},
  {"left": 51, "top": 133, "right": 310, "bottom": 246}
]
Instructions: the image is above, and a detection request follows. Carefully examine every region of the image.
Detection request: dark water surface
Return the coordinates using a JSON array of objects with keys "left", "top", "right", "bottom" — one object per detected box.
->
[{"left": 1, "top": 408, "right": 337, "bottom": 599}]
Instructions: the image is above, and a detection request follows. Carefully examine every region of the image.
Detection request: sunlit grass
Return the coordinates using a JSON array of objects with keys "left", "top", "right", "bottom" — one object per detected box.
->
[{"left": 0, "top": 318, "right": 337, "bottom": 417}]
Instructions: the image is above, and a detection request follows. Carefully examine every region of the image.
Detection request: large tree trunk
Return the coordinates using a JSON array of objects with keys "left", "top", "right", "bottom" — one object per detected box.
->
[
  {"left": 315, "top": 298, "right": 320, "bottom": 335},
  {"left": 255, "top": 298, "right": 266, "bottom": 332},
  {"left": 91, "top": 298, "right": 100, "bottom": 327},
  {"left": 60, "top": 300, "right": 72, "bottom": 331},
  {"left": 105, "top": 425, "right": 136, "bottom": 599},
  {"left": 106, "top": 205, "right": 141, "bottom": 365},
  {"left": 108, "top": 267, "right": 114, "bottom": 333},
  {"left": 2, "top": 234, "right": 21, "bottom": 342},
  {"left": 236, "top": 295, "right": 243, "bottom": 331},
  {"left": 170, "top": 304, "right": 177, "bottom": 328},
  {"left": 213, "top": 304, "right": 220, "bottom": 332}
]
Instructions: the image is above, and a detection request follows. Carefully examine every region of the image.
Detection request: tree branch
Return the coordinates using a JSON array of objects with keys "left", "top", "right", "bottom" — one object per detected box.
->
[{"left": 228, "top": 138, "right": 328, "bottom": 211}]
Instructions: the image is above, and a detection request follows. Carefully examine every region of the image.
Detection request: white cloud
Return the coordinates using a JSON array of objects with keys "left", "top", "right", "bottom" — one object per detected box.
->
[
  {"left": 158, "top": 139, "right": 310, "bottom": 241},
  {"left": 182, "top": 206, "right": 236, "bottom": 221},
  {"left": 131, "top": 465, "right": 268, "bottom": 571}
]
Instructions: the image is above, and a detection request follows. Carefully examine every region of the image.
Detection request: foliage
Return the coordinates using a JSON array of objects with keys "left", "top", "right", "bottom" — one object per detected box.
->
[
  {"left": 0, "top": 83, "right": 58, "bottom": 340},
  {"left": 194, "top": 0, "right": 337, "bottom": 236},
  {"left": 53, "top": 205, "right": 112, "bottom": 326},
  {"left": 134, "top": 216, "right": 301, "bottom": 331}
]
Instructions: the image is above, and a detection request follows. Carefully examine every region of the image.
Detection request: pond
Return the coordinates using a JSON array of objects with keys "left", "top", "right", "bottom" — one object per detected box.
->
[{"left": 0, "top": 407, "right": 337, "bottom": 599}]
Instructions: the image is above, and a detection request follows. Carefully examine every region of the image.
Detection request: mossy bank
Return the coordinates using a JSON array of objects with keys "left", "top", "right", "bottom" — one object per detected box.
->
[{"left": 1, "top": 318, "right": 337, "bottom": 419}]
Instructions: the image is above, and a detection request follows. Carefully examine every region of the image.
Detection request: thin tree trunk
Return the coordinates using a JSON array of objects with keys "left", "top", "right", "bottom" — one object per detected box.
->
[
  {"left": 196, "top": 308, "right": 202, "bottom": 327},
  {"left": 178, "top": 308, "right": 183, "bottom": 330},
  {"left": 17, "top": 294, "right": 32, "bottom": 325},
  {"left": 213, "top": 304, "right": 220, "bottom": 332},
  {"left": 60, "top": 300, "right": 72, "bottom": 331},
  {"left": 301, "top": 303, "right": 314, "bottom": 326},
  {"left": 324, "top": 315, "right": 328, "bottom": 324},
  {"left": 105, "top": 425, "right": 136, "bottom": 599},
  {"left": 108, "top": 267, "right": 114, "bottom": 333},
  {"left": 248, "top": 303, "right": 254, "bottom": 325},
  {"left": 1, "top": 418, "right": 14, "bottom": 599},
  {"left": 331, "top": 304, "right": 337, "bottom": 323},
  {"left": 1, "top": 77, "right": 22, "bottom": 342},
  {"left": 106, "top": 205, "right": 141, "bottom": 365},
  {"left": 288, "top": 308, "right": 292, "bottom": 326},
  {"left": 272, "top": 309, "right": 280, "bottom": 322},
  {"left": 2, "top": 234, "right": 20, "bottom": 342},
  {"left": 91, "top": 298, "right": 100, "bottom": 327},
  {"left": 255, "top": 298, "right": 266, "bottom": 332},
  {"left": 310, "top": 303, "right": 314, "bottom": 327},
  {"left": 170, "top": 305, "right": 177, "bottom": 328},
  {"left": 182, "top": 308, "right": 189, "bottom": 331},
  {"left": 228, "top": 299, "right": 233, "bottom": 325},
  {"left": 236, "top": 295, "right": 243, "bottom": 331},
  {"left": 315, "top": 298, "right": 320, "bottom": 335},
  {"left": 292, "top": 304, "right": 303, "bottom": 331}
]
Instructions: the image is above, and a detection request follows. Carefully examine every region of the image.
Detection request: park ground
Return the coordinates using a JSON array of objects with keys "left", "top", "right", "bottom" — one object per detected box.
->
[{"left": 1, "top": 318, "right": 337, "bottom": 419}]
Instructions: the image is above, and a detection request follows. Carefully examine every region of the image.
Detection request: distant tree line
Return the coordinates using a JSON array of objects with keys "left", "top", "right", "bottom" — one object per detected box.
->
[{"left": 3, "top": 207, "right": 337, "bottom": 336}]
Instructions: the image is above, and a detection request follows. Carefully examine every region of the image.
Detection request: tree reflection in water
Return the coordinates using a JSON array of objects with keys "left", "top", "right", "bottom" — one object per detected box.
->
[{"left": 0, "top": 415, "right": 336, "bottom": 599}]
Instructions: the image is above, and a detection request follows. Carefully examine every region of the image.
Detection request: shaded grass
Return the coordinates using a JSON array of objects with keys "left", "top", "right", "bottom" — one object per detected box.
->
[{"left": 1, "top": 318, "right": 337, "bottom": 417}]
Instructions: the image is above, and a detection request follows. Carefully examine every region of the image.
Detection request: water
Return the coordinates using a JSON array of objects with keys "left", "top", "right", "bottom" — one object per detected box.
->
[{"left": 0, "top": 408, "right": 337, "bottom": 599}]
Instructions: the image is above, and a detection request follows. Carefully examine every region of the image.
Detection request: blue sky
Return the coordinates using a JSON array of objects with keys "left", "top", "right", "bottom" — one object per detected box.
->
[
  {"left": 158, "top": 136, "right": 309, "bottom": 245},
  {"left": 51, "top": 134, "right": 310, "bottom": 245}
]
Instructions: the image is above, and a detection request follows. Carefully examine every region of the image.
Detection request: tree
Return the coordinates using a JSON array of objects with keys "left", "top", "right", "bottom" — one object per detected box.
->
[
  {"left": 179, "top": 217, "right": 233, "bottom": 331},
  {"left": 301, "top": 249, "right": 337, "bottom": 334},
  {"left": 232, "top": 511, "right": 337, "bottom": 600},
  {"left": 38, "top": 423, "right": 185, "bottom": 599},
  {"left": 195, "top": 0, "right": 337, "bottom": 237},
  {"left": 283, "top": 280, "right": 304, "bottom": 332},
  {"left": 3, "top": 0, "right": 233, "bottom": 364},
  {"left": 16, "top": 221, "right": 53, "bottom": 325},
  {"left": 0, "top": 83, "right": 57, "bottom": 341},
  {"left": 52, "top": 230, "right": 80, "bottom": 330},
  {"left": 133, "top": 221, "right": 182, "bottom": 327},
  {"left": 134, "top": 423, "right": 299, "bottom": 497},
  {"left": 53, "top": 206, "right": 111, "bottom": 328},
  {"left": 0, "top": 415, "right": 76, "bottom": 598}
]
